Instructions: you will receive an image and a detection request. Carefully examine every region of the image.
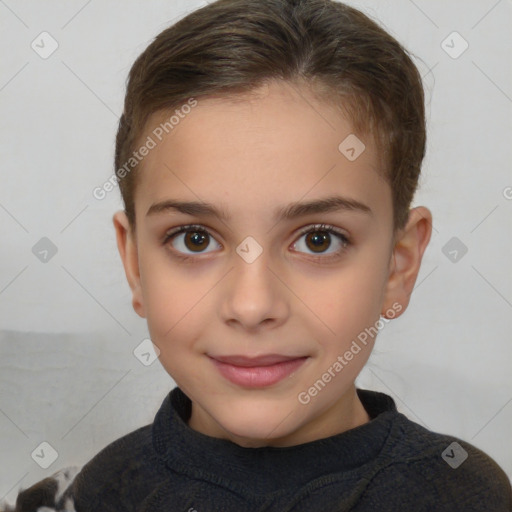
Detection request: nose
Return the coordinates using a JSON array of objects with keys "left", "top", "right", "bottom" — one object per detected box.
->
[{"left": 219, "top": 249, "right": 289, "bottom": 332}]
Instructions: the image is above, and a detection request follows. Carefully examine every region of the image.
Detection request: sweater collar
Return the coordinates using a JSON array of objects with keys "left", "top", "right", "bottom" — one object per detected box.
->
[{"left": 152, "top": 386, "right": 398, "bottom": 494}]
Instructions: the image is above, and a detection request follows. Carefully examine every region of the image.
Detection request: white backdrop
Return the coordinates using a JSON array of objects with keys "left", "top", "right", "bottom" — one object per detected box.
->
[{"left": 1, "top": 0, "right": 511, "bottom": 501}]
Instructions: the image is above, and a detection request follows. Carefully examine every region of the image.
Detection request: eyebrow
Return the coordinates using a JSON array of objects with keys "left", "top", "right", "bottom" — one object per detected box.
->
[{"left": 146, "top": 195, "right": 372, "bottom": 222}]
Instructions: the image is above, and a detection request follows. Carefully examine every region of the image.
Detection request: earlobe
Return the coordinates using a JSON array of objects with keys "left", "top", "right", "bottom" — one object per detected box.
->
[
  {"left": 381, "top": 206, "right": 433, "bottom": 317},
  {"left": 112, "top": 211, "right": 146, "bottom": 318}
]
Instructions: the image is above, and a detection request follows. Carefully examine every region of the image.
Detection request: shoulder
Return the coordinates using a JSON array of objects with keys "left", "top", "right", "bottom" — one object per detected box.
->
[
  {"left": 1, "top": 424, "right": 159, "bottom": 512},
  {"left": 70, "top": 423, "right": 166, "bottom": 510},
  {"left": 363, "top": 414, "right": 512, "bottom": 511}
]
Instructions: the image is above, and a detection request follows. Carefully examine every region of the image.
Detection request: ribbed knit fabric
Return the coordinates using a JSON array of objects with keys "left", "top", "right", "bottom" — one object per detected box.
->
[{"left": 66, "top": 387, "right": 511, "bottom": 511}]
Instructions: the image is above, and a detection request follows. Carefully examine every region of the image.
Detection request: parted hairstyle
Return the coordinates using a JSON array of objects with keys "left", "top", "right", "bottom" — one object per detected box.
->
[{"left": 115, "top": 0, "right": 426, "bottom": 232}]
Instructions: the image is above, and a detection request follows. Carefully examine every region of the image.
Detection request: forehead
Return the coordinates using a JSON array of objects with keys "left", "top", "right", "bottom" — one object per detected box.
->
[{"left": 134, "top": 80, "right": 391, "bottom": 226}]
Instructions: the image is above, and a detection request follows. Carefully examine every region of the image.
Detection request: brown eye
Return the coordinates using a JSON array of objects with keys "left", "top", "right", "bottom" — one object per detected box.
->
[
  {"left": 292, "top": 225, "right": 349, "bottom": 258},
  {"left": 184, "top": 230, "right": 209, "bottom": 252},
  {"left": 305, "top": 231, "right": 331, "bottom": 253},
  {"left": 165, "top": 225, "right": 222, "bottom": 256}
]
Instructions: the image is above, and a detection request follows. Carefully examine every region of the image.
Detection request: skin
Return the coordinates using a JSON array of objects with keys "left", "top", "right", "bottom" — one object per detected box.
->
[{"left": 113, "top": 79, "right": 432, "bottom": 448}]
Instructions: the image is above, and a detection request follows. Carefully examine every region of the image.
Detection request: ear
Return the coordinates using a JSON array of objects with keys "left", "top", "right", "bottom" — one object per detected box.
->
[
  {"left": 113, "top": 211, "right": 146, "bottom": 318},
  {"left": 381, "top": 206, "right": 433, "bottom": 318}
]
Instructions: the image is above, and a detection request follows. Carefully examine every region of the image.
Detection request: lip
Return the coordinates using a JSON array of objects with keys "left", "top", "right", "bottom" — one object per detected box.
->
[{"left": 209, "top": 354, "right": 308, "bottom": 388}]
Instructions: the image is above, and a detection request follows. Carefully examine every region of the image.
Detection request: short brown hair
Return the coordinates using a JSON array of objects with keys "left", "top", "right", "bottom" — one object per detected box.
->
[{"left": 115, "top": 0, "right": 426, "bottom": 231}]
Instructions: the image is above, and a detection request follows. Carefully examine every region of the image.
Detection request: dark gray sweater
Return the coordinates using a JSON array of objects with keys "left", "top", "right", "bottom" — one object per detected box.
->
[{"left": 11, "top": 387, "right": 512, "bottom": 511}]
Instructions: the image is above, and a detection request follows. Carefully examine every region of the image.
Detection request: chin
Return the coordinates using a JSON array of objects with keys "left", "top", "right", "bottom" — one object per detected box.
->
[{"left": 211, "top": 399, "right": 302, "bottom": 446}]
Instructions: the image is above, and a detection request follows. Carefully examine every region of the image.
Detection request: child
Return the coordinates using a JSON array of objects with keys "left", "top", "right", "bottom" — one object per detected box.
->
[{"left": 4, "top": 0, "right": 511, "bottom": 510}]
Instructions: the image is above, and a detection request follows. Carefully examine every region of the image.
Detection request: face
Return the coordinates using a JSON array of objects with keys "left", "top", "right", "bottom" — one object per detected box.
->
[{"left": 114, "top": 80, "right": 432, "bottom": 447}]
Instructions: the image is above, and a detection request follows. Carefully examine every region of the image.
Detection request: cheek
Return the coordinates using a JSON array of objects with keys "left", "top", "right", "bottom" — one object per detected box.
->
[
  {"left": 143, "top": 277, "right": 205, "bottom": 343},
  {"left": 138, "top": 250, "right": 194, "bottom": 340},
  {"left": 137, "top": 250, "right": 217, "bottom": 375},
  {"left": 305, "top": 255, "right": 389, "bottom": 350},
  {"left": 142, "top": 275, "right": 203, "bottom": 384}
]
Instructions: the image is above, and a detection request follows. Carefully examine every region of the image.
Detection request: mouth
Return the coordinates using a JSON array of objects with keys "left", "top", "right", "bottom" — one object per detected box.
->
[{"left": 208, "top": 354, "right": 309, "bottom": 388}]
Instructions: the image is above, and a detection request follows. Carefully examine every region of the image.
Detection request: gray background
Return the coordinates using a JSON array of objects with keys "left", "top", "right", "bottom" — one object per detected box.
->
[{"left": 1, "top": 0, "right": 511, "bottom": 501}]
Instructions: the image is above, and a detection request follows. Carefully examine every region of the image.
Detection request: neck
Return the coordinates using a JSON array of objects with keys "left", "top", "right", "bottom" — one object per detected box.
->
[{"left": 188, "top": 385, "right": 371, "bottom": 448}]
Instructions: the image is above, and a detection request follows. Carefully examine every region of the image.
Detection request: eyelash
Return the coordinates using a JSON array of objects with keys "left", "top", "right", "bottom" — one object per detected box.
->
[{"left": 162, "top": 223, "right": 351, "bottom": 262}]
